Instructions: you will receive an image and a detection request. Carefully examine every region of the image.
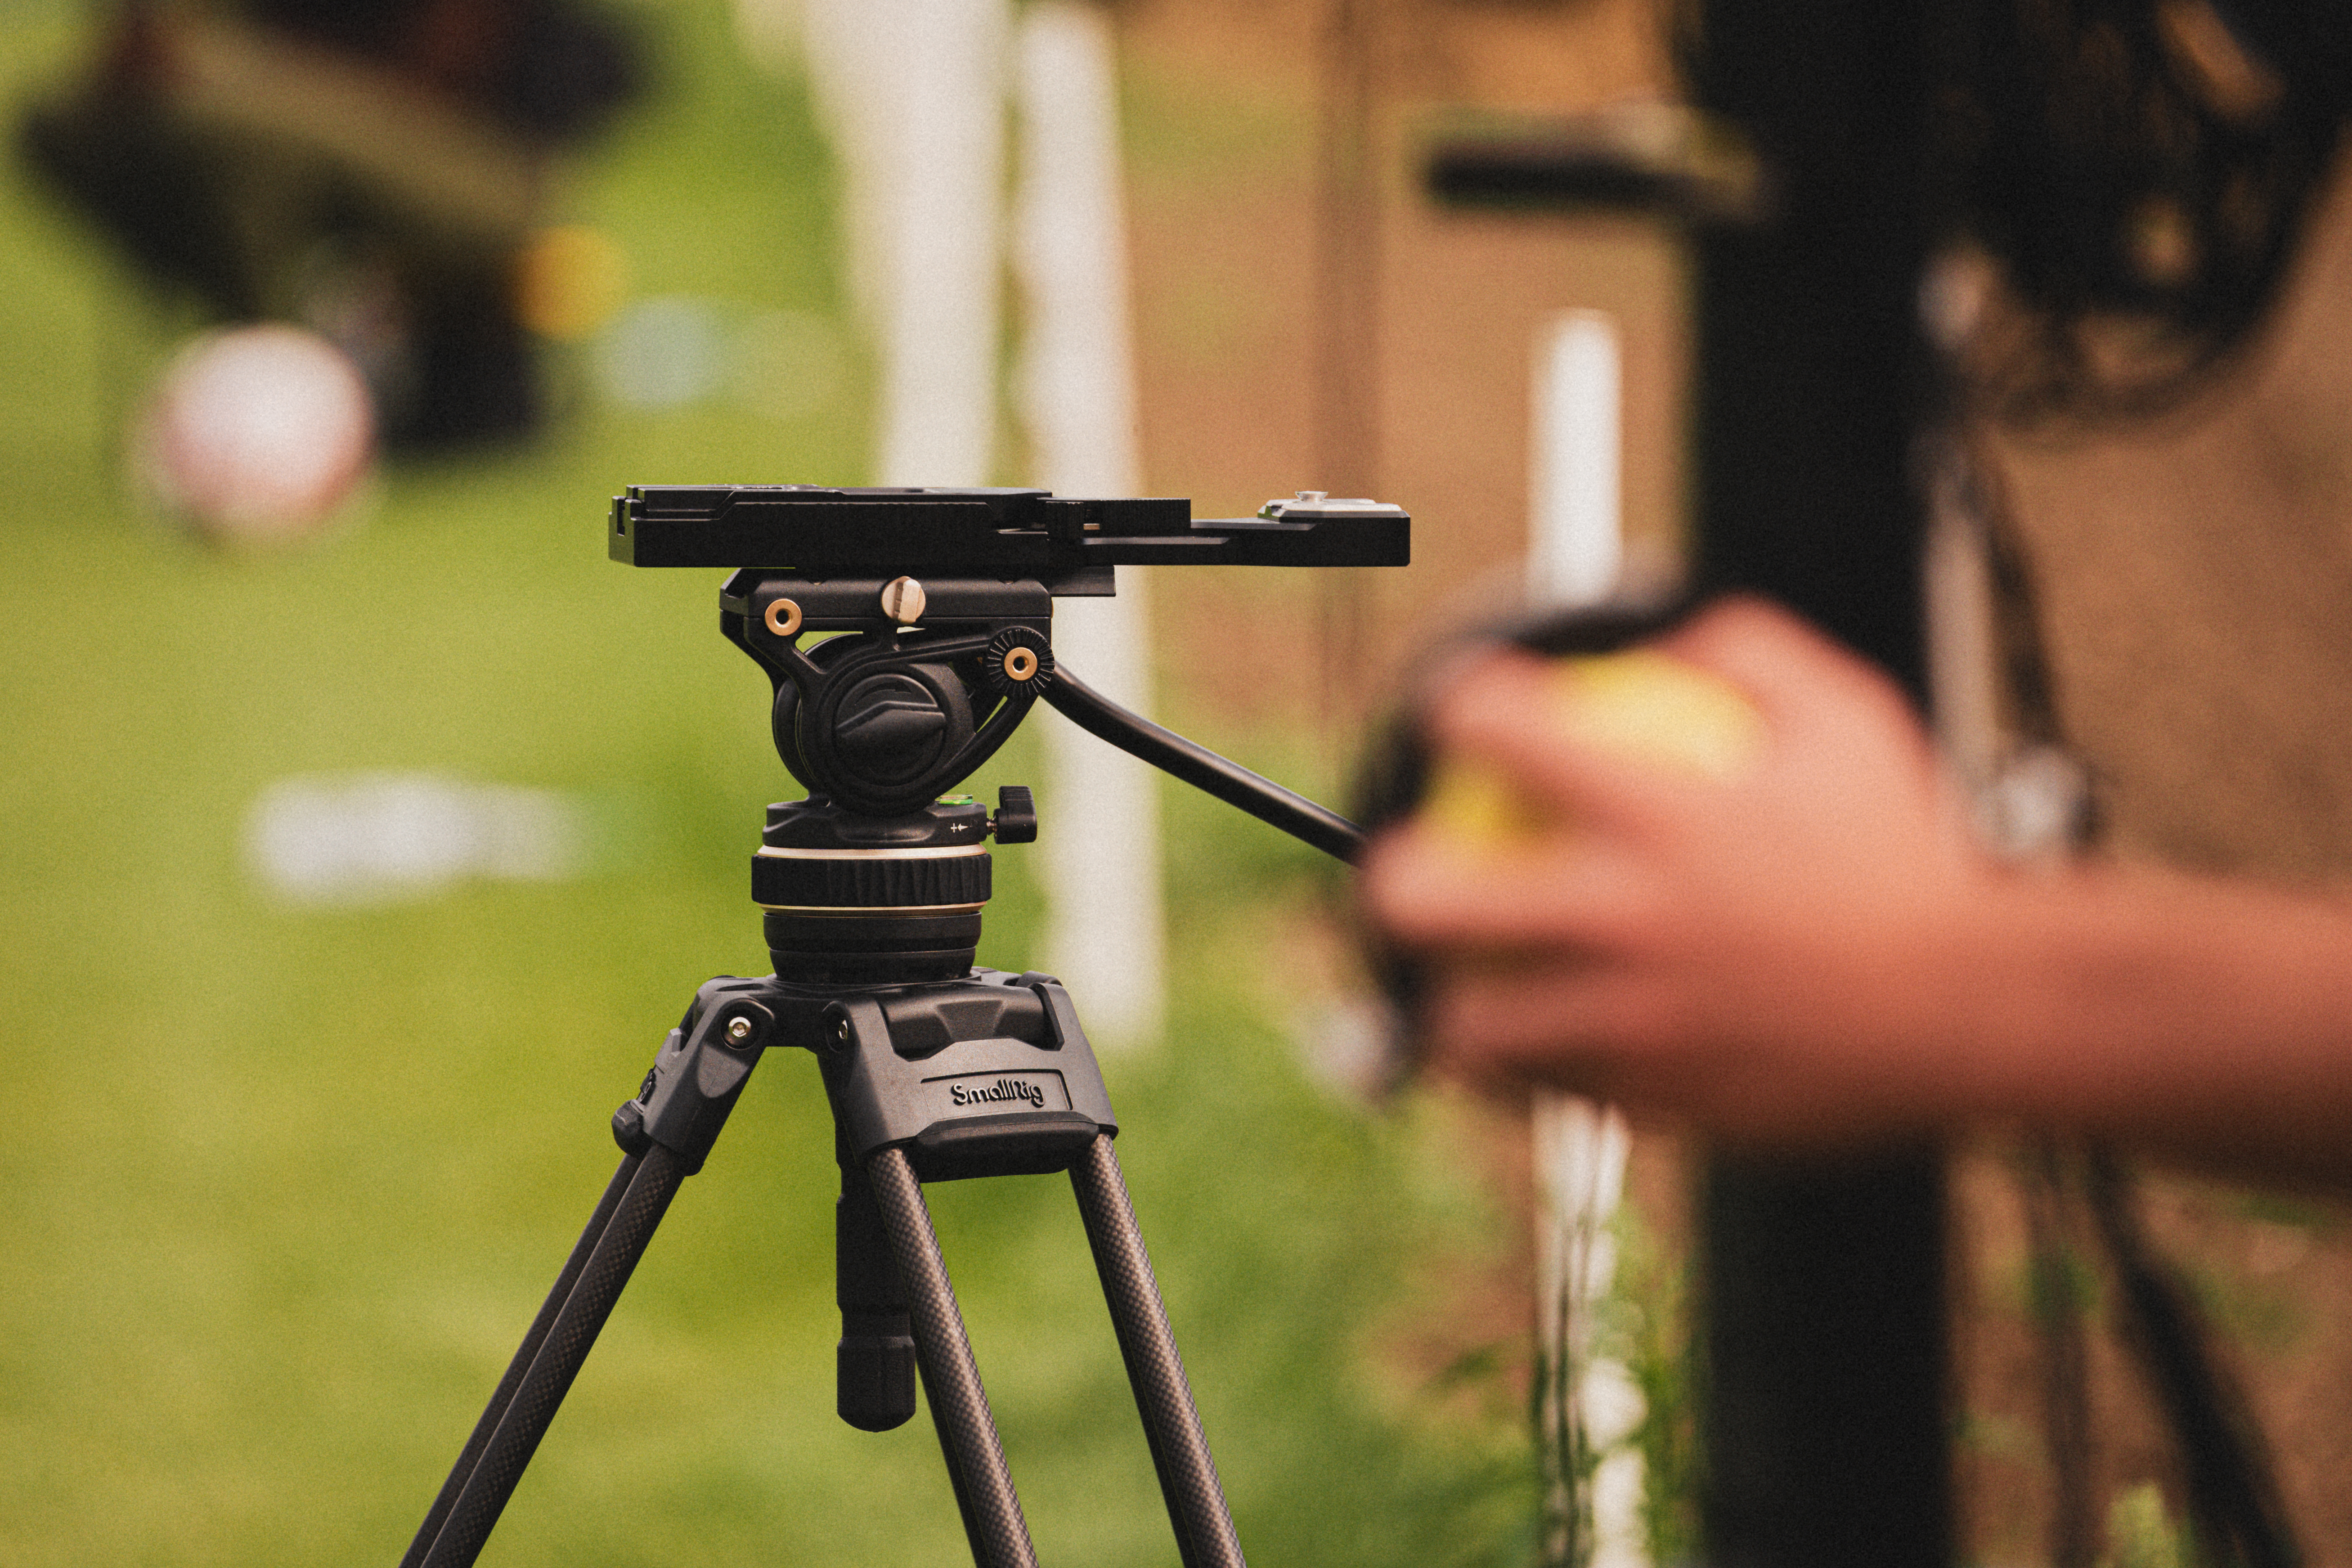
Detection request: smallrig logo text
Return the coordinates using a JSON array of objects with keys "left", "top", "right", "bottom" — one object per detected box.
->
[{"left": 948, "top": 1077, "right": 1047, "bottom": 1109}]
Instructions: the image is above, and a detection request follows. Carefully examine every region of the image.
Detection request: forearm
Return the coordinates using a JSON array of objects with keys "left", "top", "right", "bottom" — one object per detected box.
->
[{"left": 1937, "top": 865, "right": 2352, "bottom": 1184}]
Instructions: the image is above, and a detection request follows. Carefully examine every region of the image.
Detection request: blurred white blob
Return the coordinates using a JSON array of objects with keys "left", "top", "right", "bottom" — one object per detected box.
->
[
  {"left": 247, "top": 773, "right": 585, "bottom": 906},
  {"left": 1529, "top": 309, "right": 1622, "bottom": 606},
  {"left": 141, "top": 323, "right": 376, "bottom": 544},
  {"left": 1295, "top": 995, "right": 1399, "bottom": 1099},
  {"left": 1591, "top": 1444, "right": 1652, "bottom": 1568},
  {"left": 596, "top": 296, "right": 726, "bottom": 410},
  {"left": 1580, "top": 1356, "right": 1649, "bottom": 1453},
  {"left": 596, "top": 297, "right": 845, "bottom": 419}
]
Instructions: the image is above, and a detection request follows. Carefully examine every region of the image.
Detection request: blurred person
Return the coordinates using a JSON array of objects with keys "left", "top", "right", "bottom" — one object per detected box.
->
[
  {"left": 1363, "top": 593, "right": 2352, "bottom": 1187},
  {"left": 1364, "top": 0, "right": 2352, "bottom": 1191},
  {"left": 18, "top": 0, "right": 642, "bottom": 449}
]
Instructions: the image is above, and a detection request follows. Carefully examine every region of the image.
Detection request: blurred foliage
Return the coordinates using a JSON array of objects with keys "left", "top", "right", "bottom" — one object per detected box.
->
[
  {"left": 0, "top": 1, "right": 1529, "bottom": 1563},
  {"left": 1615, "top": 1208, "right": 1698, "bottom": 1568},
  {"left": 2105, "top": 1480, "right": 2189, "bottom": 1568}
]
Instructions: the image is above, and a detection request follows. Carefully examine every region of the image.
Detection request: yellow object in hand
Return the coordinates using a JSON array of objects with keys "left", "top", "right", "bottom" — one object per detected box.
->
[{"left": 1419, "top": 649, "right": 1765, "bottom": 851}]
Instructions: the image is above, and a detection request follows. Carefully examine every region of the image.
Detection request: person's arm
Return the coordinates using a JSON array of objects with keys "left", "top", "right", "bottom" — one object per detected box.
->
[{"left": 1358, "top": 596, "right": 2352, "bottom": 1187}]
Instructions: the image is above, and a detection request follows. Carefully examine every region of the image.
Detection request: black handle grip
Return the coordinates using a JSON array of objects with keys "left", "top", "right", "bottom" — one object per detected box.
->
[{"left": 836, "top": 1161, "right": 917, "bottom": 1432}]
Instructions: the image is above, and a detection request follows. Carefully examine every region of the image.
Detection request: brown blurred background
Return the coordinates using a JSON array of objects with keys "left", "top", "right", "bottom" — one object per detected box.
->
[{"left": 1115, "top": 1, "right": 2352, "bottom": 1563}]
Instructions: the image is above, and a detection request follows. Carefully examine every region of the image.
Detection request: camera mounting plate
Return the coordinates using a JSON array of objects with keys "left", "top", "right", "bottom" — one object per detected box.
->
[{"left": 611, "top": 485, "right": 1409, "bottom": 580}]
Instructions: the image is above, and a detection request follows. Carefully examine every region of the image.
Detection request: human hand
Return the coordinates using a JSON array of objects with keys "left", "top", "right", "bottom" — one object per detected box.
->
[{"left": 1359, "top": 596, "right": 1998, "bottom": 1148}]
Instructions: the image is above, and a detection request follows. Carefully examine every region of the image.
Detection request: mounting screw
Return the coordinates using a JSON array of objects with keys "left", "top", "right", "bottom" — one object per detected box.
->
[
  {"left": 763, "top": 598, "right": 803, "bottom": 638},
  {"left": 725, "top": 1016, "right": 754, "bottom": 1045},
  {"left": 880, "top": 576, "right": 927, "bottom": 625},
  {"left": 1297, "top": 490, "right": 1327, "bottom": 503},
  {"left": 1001, "top": 645, "right": 1039, "bottom": 683},
  {"left": 835, "top": 1017, "right": 853, "bottom": 1044}
]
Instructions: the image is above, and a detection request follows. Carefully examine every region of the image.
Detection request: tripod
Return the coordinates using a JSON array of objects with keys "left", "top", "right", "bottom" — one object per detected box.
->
[{"left": 398, "top": 526, "right": 1376, "bottom": 1568}]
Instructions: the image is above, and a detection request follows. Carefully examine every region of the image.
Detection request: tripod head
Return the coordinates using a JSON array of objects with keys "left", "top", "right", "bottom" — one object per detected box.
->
[
  {"left": 613, "top": 483, "right": 1407, "bottom": 808},
  {"left": 612, "top": 482, "right": 1409, "bottom": 983},
  {"left": 719, "top": 570, "right": 1058, "bottom": 817}
]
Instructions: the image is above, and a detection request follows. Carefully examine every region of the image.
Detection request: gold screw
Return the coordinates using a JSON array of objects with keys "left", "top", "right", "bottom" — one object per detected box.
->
[
  {"left": 763, "top": 598, "right": 803, "bottom": 638},
  {"left": 1002, "top": 646, "right": 1039, "bottom": 683},
  {"left": 879, "top": 576, "right": 927, "bottom": 625}
]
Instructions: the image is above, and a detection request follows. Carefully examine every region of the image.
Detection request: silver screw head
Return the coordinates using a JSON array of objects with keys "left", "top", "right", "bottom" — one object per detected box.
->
[
  {"left": 879, "top": 576, "right": 927, "bottom": 625},
  {"left": 725, "top": 1016, "right": 754, "bottom": 1044}
]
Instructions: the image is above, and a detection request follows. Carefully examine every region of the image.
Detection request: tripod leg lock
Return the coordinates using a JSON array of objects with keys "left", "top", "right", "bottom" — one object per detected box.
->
[{"left": 611, "top": 977, "right": 777, "bottom": 1172}]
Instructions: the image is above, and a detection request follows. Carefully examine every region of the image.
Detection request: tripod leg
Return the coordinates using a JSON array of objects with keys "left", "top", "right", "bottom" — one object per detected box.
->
[
  {"left": 839, "top": 1162, "right": 993, "bottom": 1549},
  {"left": 919, "top": 1347, "right": 992, "bottom": 1554},
  {"left": 412, "top": 1141, "right": 692, "bottom": 1568},
  {"left": 1068, "top": 1134, "right": 1246, "bottom": 1568},
  {"left": 400, "top": 1152, "right": 642, "bottom": 1568},
  {"left": 866, "top": 1146, "right": 1040, "bottom": 1568}
]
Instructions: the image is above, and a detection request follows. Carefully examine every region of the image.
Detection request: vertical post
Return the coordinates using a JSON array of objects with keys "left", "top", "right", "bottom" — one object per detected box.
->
[
  {"left": 1529, "top": 309, "right": 1624, "bottom": 608},
  {"left": 1014, "top": 0, "right": 1167, "bottom": 1047},
  {"left": 1526, "top": 306, "right": 1648, "bottom": 1568},
  {"left": 1688, "top": 4, "right": 1951, "bottom": 1567},
  {"left": 799, "top": 0, "right": 1009, "bottom": 488}
]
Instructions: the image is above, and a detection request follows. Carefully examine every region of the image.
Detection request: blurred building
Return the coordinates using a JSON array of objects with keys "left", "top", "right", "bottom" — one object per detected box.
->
[{"left": 1114, "top": 0, "right": 1684, "bottom": 734}]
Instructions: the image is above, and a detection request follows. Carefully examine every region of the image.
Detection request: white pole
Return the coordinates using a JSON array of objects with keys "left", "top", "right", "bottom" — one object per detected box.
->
[
  {"left": 801, "top": 0, "right": 1008, "bottom": 487},
  {"left": 1527, "top": 308, "right": 1647, "bottom": 1568},
  {"left": 1530, "top": 310, "right": 1624, "bottom": 607},
  {"left": 1013, "top": 0, "right": 1163, "bottom": 1047}
]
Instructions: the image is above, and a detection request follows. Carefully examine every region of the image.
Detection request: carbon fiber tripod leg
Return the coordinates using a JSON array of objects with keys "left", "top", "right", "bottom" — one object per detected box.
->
[
  {"left": 411, "top": 1142, "right": 691, "bottom": 1568},
  {"left": 400, "top": 1152, "right": 642, "bottom": 1568},
  {"left": 866, "top": 1146, "right": 1040, "bottom": 1568},
  {"left": 1068, "top": 1134, "right": 1245, "bottom": 1568}
]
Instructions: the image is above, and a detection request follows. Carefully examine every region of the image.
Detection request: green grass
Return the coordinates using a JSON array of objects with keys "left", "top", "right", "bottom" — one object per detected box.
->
[{"left": 0, "top": 4, "right": 1528, "bottom": 1563}]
